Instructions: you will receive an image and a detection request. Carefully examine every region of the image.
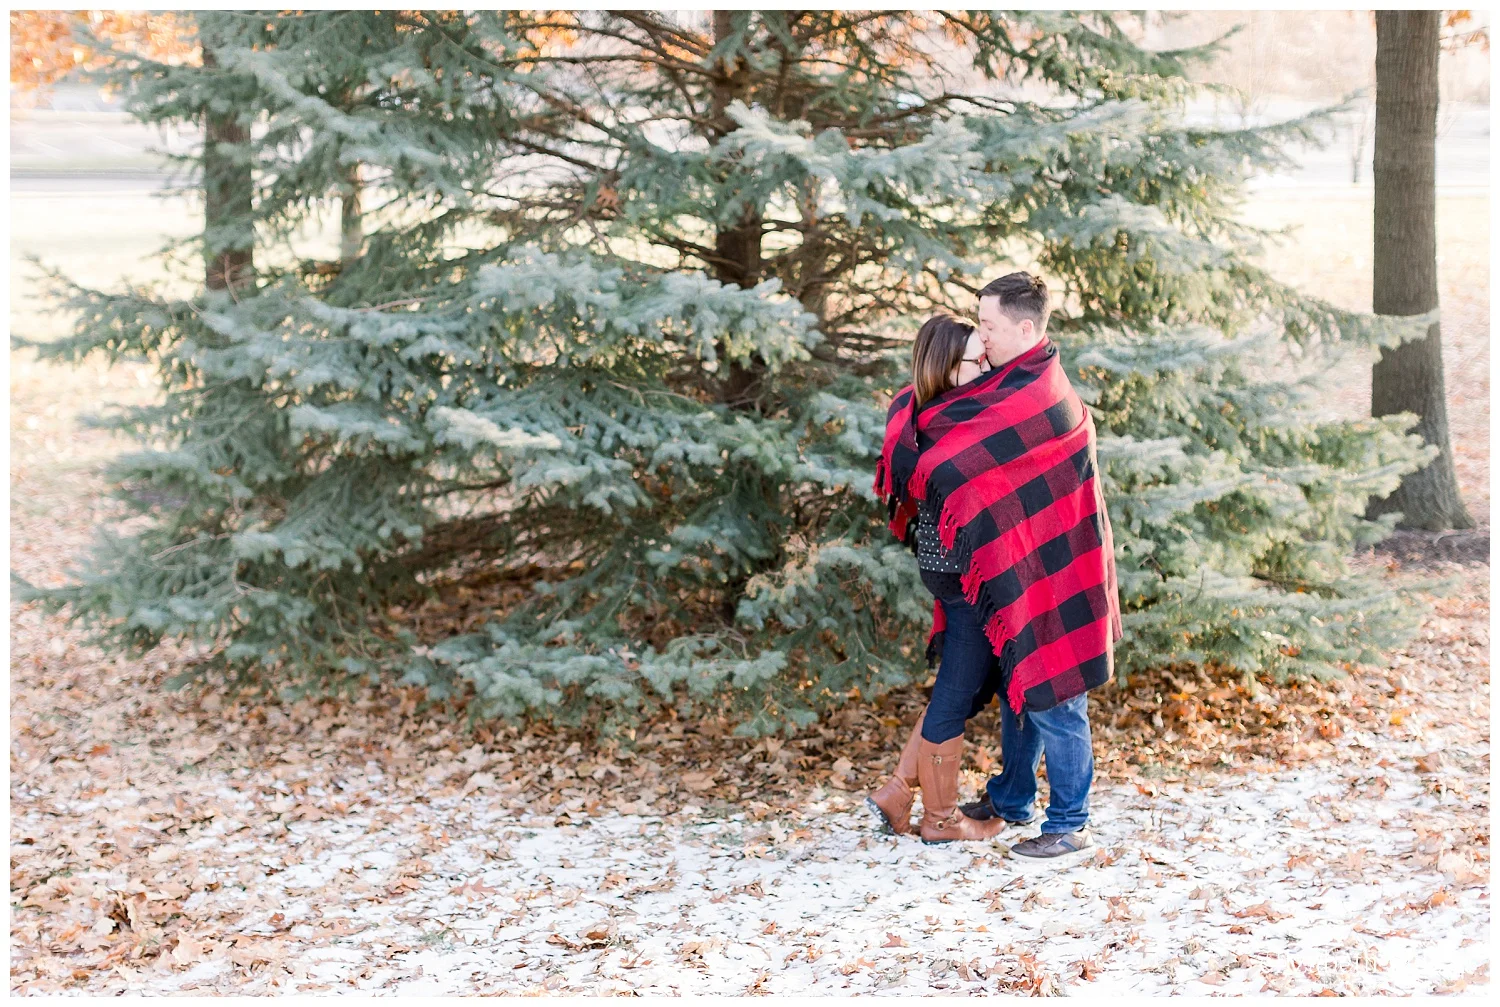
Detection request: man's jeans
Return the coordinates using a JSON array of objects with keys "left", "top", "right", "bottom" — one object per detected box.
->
[{"left": 985, "top": 691, "right": 1093, "bottom": 834}]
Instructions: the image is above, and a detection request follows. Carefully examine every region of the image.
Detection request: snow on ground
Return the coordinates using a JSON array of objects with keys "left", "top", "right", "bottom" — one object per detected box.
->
[{"left": 25, "top": 725, "right": 1485, "bottom": 996}]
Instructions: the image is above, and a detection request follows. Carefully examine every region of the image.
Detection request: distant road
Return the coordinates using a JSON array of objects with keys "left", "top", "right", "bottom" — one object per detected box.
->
[
  {"left": 11, "top": 172, "right": 181, "bottom": 193},
  {"left": 12, "top": 171, "right": 1485, "bottom": 203},
  {"left": 12, "top": 97, "right": 1487, "bottom": 195}
]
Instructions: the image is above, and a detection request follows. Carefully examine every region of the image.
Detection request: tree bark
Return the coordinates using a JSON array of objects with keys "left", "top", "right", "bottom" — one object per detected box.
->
[
  {"left": 1366, "top": 10, "right": 1473, "bottom": 531},
  {"left": 199, "top": 33, "right": 255, "bottom": 296},
  {"left": 708, "top": 11, "right": 768, "bottom": 410},
  {"left": 340, "top": 161, "right": 364, "bottom": 265}
]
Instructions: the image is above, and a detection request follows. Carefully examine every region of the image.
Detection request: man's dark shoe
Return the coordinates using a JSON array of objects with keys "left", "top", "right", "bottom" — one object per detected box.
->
[
  {"left": 1007, "top": 828, "right": 1093, "bottom": 869},
  {"left": 959, "top": 793, "right": 1034, "bottom": 826}
]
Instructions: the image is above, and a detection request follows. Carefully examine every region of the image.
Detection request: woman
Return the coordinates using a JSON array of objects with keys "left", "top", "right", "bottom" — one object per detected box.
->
[{"left": 865, "top": 314, "right": 1016, "bottom": 844}]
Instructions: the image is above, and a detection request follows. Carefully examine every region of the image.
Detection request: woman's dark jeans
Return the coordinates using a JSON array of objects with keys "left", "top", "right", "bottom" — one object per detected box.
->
[
  {"left": 920, "top": 593, "right": 1003, "bottom": 744},
  {"left": 921, "top": 591, "right": 1094, "bottom": 833}
]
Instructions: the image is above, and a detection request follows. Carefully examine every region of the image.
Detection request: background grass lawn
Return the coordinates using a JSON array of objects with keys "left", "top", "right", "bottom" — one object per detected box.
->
[{"left": 11, "top": 186, "right": 1489, "bottom": 531}]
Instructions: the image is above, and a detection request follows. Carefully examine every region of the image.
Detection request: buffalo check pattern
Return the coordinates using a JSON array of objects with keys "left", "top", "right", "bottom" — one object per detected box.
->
[{"left": 874, "top": 337, "right": 1124, "bottom": 716}]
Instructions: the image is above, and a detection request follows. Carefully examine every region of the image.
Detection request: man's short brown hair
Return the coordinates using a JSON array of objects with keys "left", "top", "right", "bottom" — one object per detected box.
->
[{"left": 978, "top": 271, "right": 1050, "bottom": 333}]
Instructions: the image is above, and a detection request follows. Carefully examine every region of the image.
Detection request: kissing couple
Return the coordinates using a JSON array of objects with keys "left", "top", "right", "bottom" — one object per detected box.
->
[{"left": 868, "top": 271, "right": 1124, "bottom": 870}]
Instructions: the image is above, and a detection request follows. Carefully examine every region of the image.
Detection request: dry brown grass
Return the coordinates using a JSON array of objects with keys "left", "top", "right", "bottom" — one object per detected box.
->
[{"left": 1240, "top": 193, "right": 1489, "bottom": 523}]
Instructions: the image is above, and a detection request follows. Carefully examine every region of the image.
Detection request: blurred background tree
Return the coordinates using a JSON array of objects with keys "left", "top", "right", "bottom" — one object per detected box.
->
[
  {"left": 10, "top": 10, "right": 194, "bottom": 94},
  {"left": 13, "top": 10, "right": 1441, "bottom": 737},
  {"left": 1366, "top": 10, "right": 1475, "bottom": 531},
  {"left": 1135, "top": 9, "right": 1486, "bottom": 532}
]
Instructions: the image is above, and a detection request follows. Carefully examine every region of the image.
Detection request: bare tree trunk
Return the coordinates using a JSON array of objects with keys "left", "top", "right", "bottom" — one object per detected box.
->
[
  {"left": 1366, "top": 10, "right": 1474, "bottom": 531},
  {"left": 340, "top": 161, "right": 363, "bottom": 265},
  {"left": 199, "top": 31, "right": 255, "bottom": 296},
  {"left": 709, "top": 11, "right": 767, "bottom": 410},
  {"left": 1349, "top": 104, "right": 1371, "bottom": 184}
]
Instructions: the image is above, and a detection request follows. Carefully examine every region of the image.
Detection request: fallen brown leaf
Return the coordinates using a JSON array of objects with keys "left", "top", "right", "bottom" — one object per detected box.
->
[
  {"left": 1233, "top": 901, "right": 1292, "bottom": 922},
  {"left": 450, "top": 879, "right": 499, "bottom": 900},
  {"left": 1414, "top": 751, "right": 1447, "bottom": 774}
]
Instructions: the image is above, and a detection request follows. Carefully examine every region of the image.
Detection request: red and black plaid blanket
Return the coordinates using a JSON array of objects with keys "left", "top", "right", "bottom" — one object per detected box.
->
[{"left": 874, "top": 336, "right": 1124, "bottom": 716}]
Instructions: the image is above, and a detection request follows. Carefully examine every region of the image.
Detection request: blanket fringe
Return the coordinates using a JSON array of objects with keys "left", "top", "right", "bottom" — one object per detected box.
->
[
  {"left": 924, "top": 630, "right": 944, "bottom": 669},
  {"left": 925, "top": 597, "right": 946, "bottom": 669},
  {"left": 908, "top": 464, "right": 929, "bottom": 504},
  {"left": 960, "top": 563, "right": 985, "bottom": 604},
  {"left": 937, "top": 501, "right": 962, "bottom": 550},
  {"left": 983, "top": 611, "right": 1025, "bottom": 714},
  {"left": 983, "top": 609, "right": 1008, "bottom": 657}
]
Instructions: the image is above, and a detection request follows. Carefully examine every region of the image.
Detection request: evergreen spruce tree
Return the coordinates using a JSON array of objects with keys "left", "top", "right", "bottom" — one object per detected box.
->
[{"left": 17, "top": 11, "right": 1442, "bottom": 737}]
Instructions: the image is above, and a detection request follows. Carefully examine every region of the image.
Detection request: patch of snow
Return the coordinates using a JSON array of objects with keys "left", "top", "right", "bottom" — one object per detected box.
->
[{"left": 106, "top": 747, "right": 1488, "bottom": 995}]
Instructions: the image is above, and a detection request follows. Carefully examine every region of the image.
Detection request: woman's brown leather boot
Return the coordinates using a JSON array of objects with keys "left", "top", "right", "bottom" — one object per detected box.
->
[
  {"left": 916, "top": 735, "right": 1007, "bottom": 844},
  {"left": 864, "top": 706, "right": 927, "bottom": 835}
]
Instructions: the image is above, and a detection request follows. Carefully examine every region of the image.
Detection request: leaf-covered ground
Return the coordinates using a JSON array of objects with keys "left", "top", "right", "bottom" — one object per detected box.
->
[
  {"left": 9, "top": 572, "right": 1492, "bottom": 994},
  {"left": 10, "top": 432, "right": 1491, "bottom": 992}
]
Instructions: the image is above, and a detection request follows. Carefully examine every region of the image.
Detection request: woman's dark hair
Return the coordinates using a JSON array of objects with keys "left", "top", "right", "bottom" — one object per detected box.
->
[{"left": 911, "top": 314, "right": 976, "bottom": 406}]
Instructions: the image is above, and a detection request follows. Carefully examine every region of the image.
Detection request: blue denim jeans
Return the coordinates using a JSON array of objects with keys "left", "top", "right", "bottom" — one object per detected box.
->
[
  {"left": 984, "top": 691, "right": 1093, "bottom": 834},
  {"left": 921, "top": 593, "right": 1003, "bottom": 745}
]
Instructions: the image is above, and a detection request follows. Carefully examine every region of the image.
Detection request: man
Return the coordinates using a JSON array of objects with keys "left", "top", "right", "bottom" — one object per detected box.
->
[
  {"left": 975, "top": 271, "right": 1048, "bottom": 370},
  {"left": 959, "top": 270, "right": 1113, "bottom": 869}
]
